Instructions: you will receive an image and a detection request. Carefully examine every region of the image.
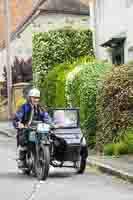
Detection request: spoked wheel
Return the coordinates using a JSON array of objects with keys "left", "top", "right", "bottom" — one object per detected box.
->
[
  {"left": 28, "top": 151, "right": 36, "bottom": 176},
  {"left": 22, "top": 151, "right": 36, "bottom": 176},
  {"left": 74, "top": 156, "right": 87, "bottom": 174},
  {"left": 36, "top": 145, "right": 50, "bottom": 180}
]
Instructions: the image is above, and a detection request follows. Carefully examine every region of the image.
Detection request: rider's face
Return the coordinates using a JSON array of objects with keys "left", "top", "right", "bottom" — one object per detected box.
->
[{"left": 30, "top": 97, "right": 40, "bottom": 106}]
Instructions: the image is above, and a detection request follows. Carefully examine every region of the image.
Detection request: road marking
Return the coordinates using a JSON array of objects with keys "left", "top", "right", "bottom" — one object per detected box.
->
[{"left": 25, "top": 181, "right": 43, "bottom": 200}]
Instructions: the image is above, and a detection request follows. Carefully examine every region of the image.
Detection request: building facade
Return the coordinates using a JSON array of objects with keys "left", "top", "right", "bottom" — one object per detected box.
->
[
  {"left": 94, "top": 0, "right": 133, "bottom": 64},
  {"left": 0, "top": 0, "right": 91, "bottom": 81}
]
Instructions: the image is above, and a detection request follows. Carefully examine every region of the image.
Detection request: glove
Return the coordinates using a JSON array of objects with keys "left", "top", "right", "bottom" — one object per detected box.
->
[{"left": 17, "top": 122, "right": 25, "bottom": 129}]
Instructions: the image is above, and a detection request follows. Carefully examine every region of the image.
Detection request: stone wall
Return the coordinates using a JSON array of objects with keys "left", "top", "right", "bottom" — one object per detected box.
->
[{"left": 0, "top": 82, "right": 32, "bottom": 120}]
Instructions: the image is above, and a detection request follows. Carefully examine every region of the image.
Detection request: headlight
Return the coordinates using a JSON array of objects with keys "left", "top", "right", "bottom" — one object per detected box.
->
[{"left": 37, "top": 123, "right": 50, "bottom": 133}]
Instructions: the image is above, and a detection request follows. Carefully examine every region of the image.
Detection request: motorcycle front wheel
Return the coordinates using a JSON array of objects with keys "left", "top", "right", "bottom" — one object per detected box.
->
[
  {"left": 36, "top": 145, "right": 50, "bottom": 180},
  {"left": 22, "top": 150, "right": 36, "bottom": 176}
]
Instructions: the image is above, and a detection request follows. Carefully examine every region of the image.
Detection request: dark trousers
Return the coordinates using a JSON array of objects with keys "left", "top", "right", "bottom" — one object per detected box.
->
[
  {"left": 17, "top": 129, "right": 28, "bottom": 162},
  {"left": 16, "top": 129, "right": 28, "bottom": 147}
]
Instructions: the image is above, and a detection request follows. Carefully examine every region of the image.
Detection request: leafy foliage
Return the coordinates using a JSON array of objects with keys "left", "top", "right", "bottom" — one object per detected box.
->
[
  {"left": 32, "top": 29, "right": 94, "bottom": 74},
  {"left": 104, "top": 142, "right": 128, "bottom": 156},
  {"left": 123, "top": 129, "right": 133, "bottom": 154},
  {"left": 39, "top": 56, "right": 93, "bottom": 108},
  {"left": 96, "top": 64, "right": 133, "bottom": 152},
  {"left": 103, "top": 129, "right": 133, "bottom": 156},
  {"left": 104, "top": 143, "right": 115, "bottom": 156},
  {"left": 66, "top": 61, "right": 112, "bottom": 148},
  {"left": 2, "top": 57, "right": 32, "bottom": 97}
]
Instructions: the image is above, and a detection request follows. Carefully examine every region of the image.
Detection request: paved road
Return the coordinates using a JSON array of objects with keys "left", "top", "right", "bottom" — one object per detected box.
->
[{"left": 0, "top": 135, "right": 133, "bottom": 200}]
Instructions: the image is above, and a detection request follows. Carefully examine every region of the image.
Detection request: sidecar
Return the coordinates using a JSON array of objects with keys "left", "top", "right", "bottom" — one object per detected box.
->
[{"left": 50, "top": 108, "right": 88, "bottom": 174}]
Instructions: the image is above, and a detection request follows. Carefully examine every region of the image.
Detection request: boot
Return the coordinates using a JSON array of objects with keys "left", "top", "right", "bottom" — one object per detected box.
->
[{"left": 17, "top": 146, "right": 27, "bottom": 168}]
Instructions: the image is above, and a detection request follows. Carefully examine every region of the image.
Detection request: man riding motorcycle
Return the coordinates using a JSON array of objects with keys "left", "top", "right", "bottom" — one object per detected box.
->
[{"left": 13, "top": 88, "right": 51, "bottom": 168}]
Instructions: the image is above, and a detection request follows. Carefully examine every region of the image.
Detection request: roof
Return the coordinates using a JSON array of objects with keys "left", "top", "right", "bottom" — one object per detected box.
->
[
  {"left": 41, "top": 0, "right": 90, "bottom": 15},
  {"left": 0, "top": 0, "right": 33, "bottom": 48},
  {"left": 0, "top": 0, "right": 46, "bottom": 49},
  {"left": 0, "top": 0, "right": 90, "bottom": 49},
  {"left": 101, "top": 37, "right": 126, "bottom": 48}
]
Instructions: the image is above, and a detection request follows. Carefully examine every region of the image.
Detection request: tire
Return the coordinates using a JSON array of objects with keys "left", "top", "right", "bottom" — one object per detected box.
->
[
  {"left": 36, "top": 145, "right": 50, "bottom": 180},
  {"left": 22, "top": 169, "right": 31, "bottom": 175},
  {"left": 28, "top": 150, "right": 36, "bottom": 177},
  {"left": 22, "top": 151, "right": 36, "bottom": 176},
  {"left": 75, "top": 157, "right": 87, "bottom": 174}
]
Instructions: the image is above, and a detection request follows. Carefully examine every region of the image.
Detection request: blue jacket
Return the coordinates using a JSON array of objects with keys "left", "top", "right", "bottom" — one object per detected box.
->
[{"left": 13, "top": 103, "right": 51, "bottom": 128}]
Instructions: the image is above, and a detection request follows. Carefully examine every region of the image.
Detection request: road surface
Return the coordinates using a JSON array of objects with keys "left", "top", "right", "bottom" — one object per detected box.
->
[{"left": 0, "top": 134, "right": 133, "bottom": 200}]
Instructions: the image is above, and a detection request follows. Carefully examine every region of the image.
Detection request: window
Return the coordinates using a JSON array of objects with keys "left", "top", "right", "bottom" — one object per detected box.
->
[
  {"left": 52, "top": 109, "right": 79, "bottom": 128},
  {"left": 126, "top": 0, "right": 133, "bottom": 7}
]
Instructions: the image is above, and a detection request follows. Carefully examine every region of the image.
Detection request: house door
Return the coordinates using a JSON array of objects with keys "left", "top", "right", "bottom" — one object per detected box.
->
[{"left": 112, "top": 44, "right": 124, "bottom": 65}]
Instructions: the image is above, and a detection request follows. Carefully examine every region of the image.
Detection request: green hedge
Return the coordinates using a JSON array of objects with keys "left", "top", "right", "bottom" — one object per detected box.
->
[
  {"left": 96, "top": 64, "right": 133, "bottom": 152},
  {"left": 104, "top": 142, "right": 128, "bottom": 156},
  {"left": 39, "top": 56, "right": 94, "bottom": 108},
  {"left": 32, "top": 29, "right": 94, "bottom": 74},
  {"left": 66, "top": 61, "right": 112, "bottom": 147},
  {"left": 38, "top": 58, "right": 112, "bottom": 148},
  {"left": 103, "top": 128, "right": 133, "bottom": 156}
]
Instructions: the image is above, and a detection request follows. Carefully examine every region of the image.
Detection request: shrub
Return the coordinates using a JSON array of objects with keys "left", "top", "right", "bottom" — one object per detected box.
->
[
  {"left": 104, "top": 142, "right": 128, "bottom": 156},
  {"left": 66, "top": 61, "right": 112, "bottom": 148},
  {"left": 104, "top": 143, "right": 115, "bottom": 156},
  {"left": 114, "top": 142, "right": 128, "bottom": 156},
  {"left": 103, "top": 128, "right": 133, "bottom": 156},
  {"left": 96, "top": 64, "right": 133, "bottom": 152},
  {"left": 39, "top": 56, "right": 93, "bottom": 108},
  {"left": 124, "top": 129, "right": 133, "bottom": 153},
  {"left": 32, "top": 29, "right": 94, "bottom": 74}
]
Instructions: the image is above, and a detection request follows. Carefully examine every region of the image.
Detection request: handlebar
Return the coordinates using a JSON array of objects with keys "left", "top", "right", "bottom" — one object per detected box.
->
[
  {"left": 16, "top": 121, "right": 63, "bottom": 131},
  {"left": 17, "top": 126, "right": 36, "bottom": 131}
]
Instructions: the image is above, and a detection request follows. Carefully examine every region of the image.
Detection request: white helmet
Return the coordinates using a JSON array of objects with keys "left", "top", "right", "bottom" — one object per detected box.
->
[{"left": 28, "top": 88, "right": 40, "bottom": 98}]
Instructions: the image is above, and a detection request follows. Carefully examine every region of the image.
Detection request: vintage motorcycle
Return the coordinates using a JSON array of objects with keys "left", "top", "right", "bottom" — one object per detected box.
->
[
  {"left": 17, "top": 108, "right": 88, "bottom": 180},
  {"left": 17, "top": 121, "right": 51, "bottom": 180}
]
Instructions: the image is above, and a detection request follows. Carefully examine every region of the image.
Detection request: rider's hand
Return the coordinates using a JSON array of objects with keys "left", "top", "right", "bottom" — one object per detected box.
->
[
  {"left": 54, "top": 124, "right": 64, "bottom": 128},
  {"left": 24, "top": 124, "right": 29, "bottom": 128},
  {"left": 17, "top": 122, "right": 24, "bottom": 129}
]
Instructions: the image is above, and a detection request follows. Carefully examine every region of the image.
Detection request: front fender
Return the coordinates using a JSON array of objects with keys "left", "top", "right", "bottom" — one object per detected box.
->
[
  {"left": 41, "top": 139, "right": 50, "bottom": 145},
  {"left": 80, "top": 145, "right": 88, "bottom": 159}
]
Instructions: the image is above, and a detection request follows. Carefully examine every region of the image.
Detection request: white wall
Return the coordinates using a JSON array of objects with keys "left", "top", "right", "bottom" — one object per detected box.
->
[
  {"left": 0, "top": 12, "right": 90, "bottom": 81},
  {"left": 33, "top": 13, "right": 90, "bottom": 32},
  {"left": 95, "top": 0, "right": 133, "bottom": 62},
  {"left": 126, "top": 3, "right": 133, "bottom": 62}
]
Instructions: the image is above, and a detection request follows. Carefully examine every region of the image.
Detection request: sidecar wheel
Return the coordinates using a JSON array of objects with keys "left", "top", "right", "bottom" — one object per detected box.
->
[
  {"left": 36, "top": 145, "right": 50, "bottom": 180},
  {"left": 75, "top": 157, "right": 86, "bottom": 174}
]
